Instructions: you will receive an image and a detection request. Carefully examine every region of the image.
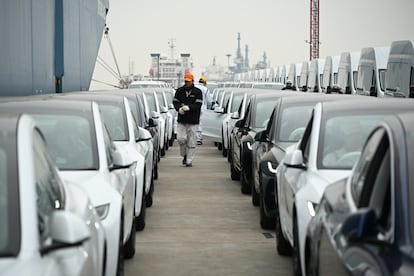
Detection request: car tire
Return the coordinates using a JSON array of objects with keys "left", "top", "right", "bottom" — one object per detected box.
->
[
  {"left": 217, "top": 142, "right": 222, "bottom": 151},
  {"left": 230, "top": 162, "right": 240, "bottom": 180},
  {"left": 116, "top": 215, "right": 125, "bottom": 276},
  {"left": 160, "top": 146, "right": 166, "bottom": 157},
  {"left": 123, "top": 218, "right": 136, "bottom": 259},
  {"left": 135, "top": 192, "right": 146, "bottom": 231},
  {"left": 293, "top": 213, "right": 303, "bottom": 276},
  {"left": 240, "top": 173, "right": 251, "bottom": 195},
  {"left": 222, "top": 137, "right": 227, "bottom": 157},
  {"left": 275, "top": 191, "right": 292, "bottom": 256},
  {"left": 169, "top": 138, "right": 174, "bottom": 146},
  {"left": 260, "top": 193, "right": 275, "bottom": 229},
  {"left": 251, "top": 182, "right": 259, "bottom": 206},
  {"left": 146, "top": 173, "right": 154, "bottom": 208}
]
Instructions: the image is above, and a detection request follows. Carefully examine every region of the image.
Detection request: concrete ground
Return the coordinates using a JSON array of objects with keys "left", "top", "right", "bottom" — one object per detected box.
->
[{"left": 125, "top": 139, "right": 292, "bottom": 276}]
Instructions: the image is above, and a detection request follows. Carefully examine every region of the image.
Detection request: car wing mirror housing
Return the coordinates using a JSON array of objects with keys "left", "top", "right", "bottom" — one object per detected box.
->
[
  {"left": 151, "top": 111, "right": 160, "bottom": 119},
  {"left": 340, "top": 208, "right": 377, "bottom": 242},
  {"left": 41, "top": 210, "right": 91, "bottom": 255},
  {"left": 283, "top": 149, "right": 304, "bottom": 168},
  {"left": 214, "top": 106, "right": 224, "bottom": 113}
]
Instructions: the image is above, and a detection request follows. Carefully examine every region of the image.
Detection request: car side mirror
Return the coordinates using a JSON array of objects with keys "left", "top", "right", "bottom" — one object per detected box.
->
[
  {"left": 41, "top": 210, "right": 91, "bottom": 255},
  {"left": 111, "top": 148, "right": 135, "bottom": 170},
  {"left": 151, "top": 111, "right": 160, "bottom": 119},
  {"left": 283, "top": 149, "right": 305, "bottom": 168},
  {"left": 254, "top": 130, "right": 267, "bottom": 142},
  {"left": 340, "top": 208, "right": 377, "bottom": 241},
  {"left": 147, "top": 118, "right": 157, "bottom": 127},
  {"left": 214, "top": 106, "right": 224, "bottom": 113},
  {"left": 235, "top": 119, "right": 244, "bottom": 128},
  {"left": 137, "top": 127, "right": 152, "bottom": 142},
  {"left": 231, "top": 111, "right": 240, "bottom": 119}
]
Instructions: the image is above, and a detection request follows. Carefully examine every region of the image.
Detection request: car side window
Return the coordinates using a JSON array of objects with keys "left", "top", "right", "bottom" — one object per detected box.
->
[
  {"left": 101, "top": 119, "right": 115, "bottom": 166},
  {"left": 299, "top": 112, "right": 314, "bottom": 164},
  {"left": 351, "top": 128, "right": 385, "bottom": 205},
  {"left": 33, "top": 129, "right": 64, "bottom": 244}
]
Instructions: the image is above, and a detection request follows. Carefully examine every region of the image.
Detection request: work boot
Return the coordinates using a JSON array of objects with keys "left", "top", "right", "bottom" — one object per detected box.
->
[
  {"left": 182, "top": 155, "right": 187, "bottom": 165},
  {"left": 186, "top": 163, "right": 192, "bottom": 167}
]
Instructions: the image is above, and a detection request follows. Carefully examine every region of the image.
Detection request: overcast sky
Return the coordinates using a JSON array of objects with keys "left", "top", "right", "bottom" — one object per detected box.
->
[{"left": 91, "top": 0, "right": 414, "bottom": 89}]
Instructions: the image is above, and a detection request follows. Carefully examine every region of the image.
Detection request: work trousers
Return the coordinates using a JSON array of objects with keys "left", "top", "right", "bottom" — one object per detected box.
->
[
  {"left": 196, "top": 107, "right": 206, "bottom": 142},
  {"left": 177, "top": 123, "right": 198, "bottom": 164}
]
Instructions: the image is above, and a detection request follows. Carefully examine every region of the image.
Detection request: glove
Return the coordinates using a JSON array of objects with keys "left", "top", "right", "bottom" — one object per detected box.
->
[
  {"left": 181, "top": 105, "right": 190, "bottom": 112},
  {"left": 178, "top": 107, "right": 185, "bottom": 115}
]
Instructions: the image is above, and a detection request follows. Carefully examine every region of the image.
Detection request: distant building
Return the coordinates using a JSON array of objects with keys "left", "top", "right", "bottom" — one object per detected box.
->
[{"left": 149, "top": 40, "right": 194, "bottom": 88}]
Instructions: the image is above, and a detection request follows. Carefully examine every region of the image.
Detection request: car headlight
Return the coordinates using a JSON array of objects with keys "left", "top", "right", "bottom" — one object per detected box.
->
[
  {"left": 267, "top": 161, "right": 278, "bottom": 174},
  {"left": 95, "top": 203, "right": 110, "bottom": 221},
  {"left": 246, "top": 141, "right": 252, "bottom": 151},
  {"left": 307, "top": 201, "right": 318, "bottom": 217}
]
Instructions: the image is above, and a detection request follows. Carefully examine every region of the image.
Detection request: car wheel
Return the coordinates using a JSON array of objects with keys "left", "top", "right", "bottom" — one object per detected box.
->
[
  {"left": 135, "top": 192, "right": 146, "bottom": 231},
  {"left": 275, "top": 190, "right": 292, "bottom": 256},
  {"left": 222, "top": 136, "right": 227, "bottom": 157},
  {"left": 146, "top": 172, "right": 154, "bottom": 207},
  {"left": 240, "top": 171, "right": 251, "bottom": 195},
  {"left": 251, "top": 181, "right": 259, "bottom": 206},
  {"left": 169, "top": 138, "right": 174, "bottom": 146},
  {"left": 116, "top": 215, "right": 124, "bottom": 276},
  {"left": 260, "top": 193, "right": 275, "bottom": 229},
  {"left": 293, "top": 213, "right": 303, "bottom": 276},
  {"left": 165, "top": 139, "right": 169, "bottom": 151},
  {"left": 123, "top": 218, "right": 136, "bottom": 259},
  {"left": 217, "top": 142, "right": 222, "bottom": 151},
  {"left": 230, "top": 162, "right": 240, "bottom": 180},
  {"left": 160, "top": 146, "right": 166, "bottom": 157}
]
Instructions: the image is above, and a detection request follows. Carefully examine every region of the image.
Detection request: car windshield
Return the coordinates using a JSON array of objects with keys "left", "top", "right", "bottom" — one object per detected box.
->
[
  {"left": 34, "top": 114, "right": 99, "bottom": 170},
  {"left": 254, "top": 100, "right": 278, "bottom": 128},
  {"left": 0, "top": 134, "right": 19, "bottom": 257},
  {"left": 99, "top": 104, "right": 129, "bottom": 141},
  {"left": 278, "top": 104, "right": 314, "bottom": 142},
  {"left": 319, "top": 115, "right": 382, "bottom": 169}
]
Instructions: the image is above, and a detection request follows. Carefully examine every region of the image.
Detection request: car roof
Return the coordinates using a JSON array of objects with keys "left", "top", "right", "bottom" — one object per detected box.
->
[
  {"left": 0, "top": 98, "right": 94, "bottom": 113},
  {"left": 55, "top": 92, "right": 125, "bottom": 105},
  {"left": 320, "top": 98, "right": 414, "bottom": 114}
]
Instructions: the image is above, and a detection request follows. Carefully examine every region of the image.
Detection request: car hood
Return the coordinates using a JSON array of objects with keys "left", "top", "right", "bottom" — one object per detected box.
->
[
  {"left": 59, "top": 170, "right": 118, "bottom": 207},
  {"left": 298, "top": 169, "right": 352, "bottom": 204},
  {"left": 0, "top": 259, "right": 43, "bottom": 276}
]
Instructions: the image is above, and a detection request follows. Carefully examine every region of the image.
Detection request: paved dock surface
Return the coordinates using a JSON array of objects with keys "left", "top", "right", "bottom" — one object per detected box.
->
[{"left": 125, "top": 139, "right": 292, "bottom": 276}]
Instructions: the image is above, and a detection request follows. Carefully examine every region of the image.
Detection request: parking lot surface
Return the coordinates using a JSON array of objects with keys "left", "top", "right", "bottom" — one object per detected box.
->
[{"left": 125, "top": 139, "right": 292, "bottom": 275}]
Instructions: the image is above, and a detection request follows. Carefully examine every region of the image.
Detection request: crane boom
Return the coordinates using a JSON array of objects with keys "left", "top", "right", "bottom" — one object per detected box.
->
[{"left": 310, "top": 0, "right": 320, "bottom": 60}]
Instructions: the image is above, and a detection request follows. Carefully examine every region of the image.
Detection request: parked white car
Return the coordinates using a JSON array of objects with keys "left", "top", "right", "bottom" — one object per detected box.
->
[
  {"left": 57, "top": 92, "right": 148, "bottom": 230},
  {"left": 0, "top": 99, "right": 136, "bottom": 276},
  {"left": 0, "top": 113, "right": 105, "bottom": 276}
]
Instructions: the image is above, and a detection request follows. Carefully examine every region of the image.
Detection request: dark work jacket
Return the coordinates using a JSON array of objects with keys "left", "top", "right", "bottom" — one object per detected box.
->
[{"left": 173, "top": 85, "right": 203, "bottom": 124}]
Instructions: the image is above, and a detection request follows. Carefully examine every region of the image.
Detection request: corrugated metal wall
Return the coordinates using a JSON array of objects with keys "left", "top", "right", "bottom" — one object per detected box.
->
[{"left": 0, "top": 0, "right": 109, "bottom": 96}]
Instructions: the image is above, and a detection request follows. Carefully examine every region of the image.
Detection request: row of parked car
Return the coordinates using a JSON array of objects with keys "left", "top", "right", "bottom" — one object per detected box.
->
[
  {"left": 233, "top": 39, "right": 414, "bottom": 99},
  {"left": 0, "top": 86, "right": 177, "bottom": 276},
  {"left": 201, "top": 80, "right": 414, "bottom": 275}
]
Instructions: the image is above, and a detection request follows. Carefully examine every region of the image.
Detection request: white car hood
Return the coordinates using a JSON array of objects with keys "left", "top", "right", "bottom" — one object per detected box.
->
[
  {"left": 299, "top": 169, "right": 351, "bottom": 204},
  {"left": 0, "top": 259, "right": 43, "bottom": 276}
]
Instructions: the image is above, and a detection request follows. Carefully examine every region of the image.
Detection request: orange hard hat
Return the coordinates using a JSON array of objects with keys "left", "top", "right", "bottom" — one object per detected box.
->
[{"left": 184, "top": 73, "right": 194, "bottom": 82}]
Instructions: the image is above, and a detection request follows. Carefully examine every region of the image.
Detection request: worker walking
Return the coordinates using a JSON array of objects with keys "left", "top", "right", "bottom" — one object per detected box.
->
[
  {"left": 195, "top": 77, "right": 211, "bottom": 145},
  {"left": 173, "top": 73, "right": 203, "bottom": 167}
]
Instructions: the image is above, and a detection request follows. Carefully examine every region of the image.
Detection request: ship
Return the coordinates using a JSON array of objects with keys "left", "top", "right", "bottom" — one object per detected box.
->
[{"left": 0, "top": 0, "right": 109, "bottom": 96}]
